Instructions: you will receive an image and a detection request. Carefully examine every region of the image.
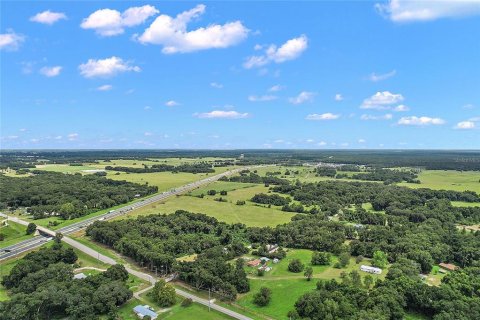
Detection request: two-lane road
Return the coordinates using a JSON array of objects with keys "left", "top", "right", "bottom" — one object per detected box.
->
[
  {"left": 0, "top": 165, "right": 269, "bottom": 319},
  {"left": 1, "top": 165, "right": 268, "bottom": 260}
]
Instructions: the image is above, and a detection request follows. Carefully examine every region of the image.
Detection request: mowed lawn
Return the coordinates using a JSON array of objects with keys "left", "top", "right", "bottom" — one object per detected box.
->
[
  {"left": 238, "top": 249, "right": 387, "bottom": 320},
  {"left": 116, "top": 295, "right": 233, "bottom": 320},
  {"left": 399, "top": 170, "right": 480, "bottom": 193},
  {"left": 0, "top": 220, "right": 33, "bottom": 249},
  {"left": 122, "top": 182, "right": 296, "bottom": 227}
]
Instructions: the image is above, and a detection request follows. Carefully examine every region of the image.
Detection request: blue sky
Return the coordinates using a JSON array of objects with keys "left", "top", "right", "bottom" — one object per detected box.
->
[{"left": 1, "top": 1, "right": 479, "bottom": 149}]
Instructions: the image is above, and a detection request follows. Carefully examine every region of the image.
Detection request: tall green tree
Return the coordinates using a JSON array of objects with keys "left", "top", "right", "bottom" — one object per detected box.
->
[{"left": 150, "top": 279, "right": 176, "bottom": 307}]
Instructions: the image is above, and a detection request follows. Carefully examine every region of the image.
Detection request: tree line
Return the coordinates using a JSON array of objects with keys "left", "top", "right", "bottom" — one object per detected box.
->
[
  {"left": 105, "top": 162, "right": 215, "bottom": 174},
  {"left": 0, "top": 171, "right": 157, "bottom": 219},
  {"left": 0, "top": 243, "right": 132, "bottom": 320}
]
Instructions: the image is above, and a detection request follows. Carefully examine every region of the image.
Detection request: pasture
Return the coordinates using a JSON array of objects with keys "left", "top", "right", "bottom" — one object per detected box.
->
[
  {"left": 238, "top": 249, "right": 387, "bottom": 320},
  {"left": 399, "top": 170, "right": 480, "bottom": 194},
  {"left": 122, "top": 182, "right": 296, "bottom": 227}
]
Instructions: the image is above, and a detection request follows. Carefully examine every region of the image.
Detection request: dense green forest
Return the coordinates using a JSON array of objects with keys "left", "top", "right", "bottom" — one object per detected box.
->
[
  {"left": 85, "top": 176, "right": 480, "bottom": 318},
  {"left": 0, "top": 243, "right": 132, "bottom": 320},
  {"left": 0, "top": 171, "right": 157, "bottom": 219},
  {"left": 272, "top": 180, "right": 480, "bottom": 222},
  {"left": 220, "top": 170, "right": 290, "bottom": 185},
  {"left": 86, "top": 211, "right": 250, "bottom": 300},
  {"left": 349, "top": 168, "right": 419, "bottom": 183},
  {"left": 291, "top": 266, "right": 480, "bottom": 320}
]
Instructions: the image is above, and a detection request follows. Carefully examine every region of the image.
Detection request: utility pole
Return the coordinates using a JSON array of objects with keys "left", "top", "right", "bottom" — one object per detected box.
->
[{"left": 208, "top": 288, "right": 211, "bottom": 312}]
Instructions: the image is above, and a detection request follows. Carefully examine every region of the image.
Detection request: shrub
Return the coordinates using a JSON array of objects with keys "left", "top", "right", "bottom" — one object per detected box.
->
[
  {"left": 253, "top": 287, "right": 271, "bottom": 306},
  {"left": 311, "top": 252, "right": 331, "bottom": 266},
  {"left": 288, "top": 259, "right": 305, "bottom": 273}
]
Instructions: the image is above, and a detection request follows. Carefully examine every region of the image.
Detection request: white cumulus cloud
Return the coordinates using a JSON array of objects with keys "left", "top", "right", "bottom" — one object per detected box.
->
[
  {"left": 39, "top": 66, "right": 62, "bottom": 77},
  {"left": 137, "top": 4, "right": 248, "bottom": 54},
  {"left": 194, "top": 110, "right": 250, "bottom": 119},
  {"left": 367, "top": 70, "right": 396, "bottom": 82},
  {"left": 248, "top": 95, "right": 277, "bottom": 102},
  {"left": 361, "top": 91, "right": 404, "bottom": 110},
  {"left": 30, "top": 10, "right": 67, "bottom": 25},
  {"left": 79, "top": 56, "right": 140, "bottom": 78},
  {"left": 398, "top": 116, "right": 445, "bottom": 126},
  {"left": 454, "top": 121, "right": 476, "bottom": 130},
  {"left": 393, "top": 104, "right": 410, "bottom": 112},
  {"left": 210, "top": 82, "right": 223, "bottom": 89},
  {"left": 244, "top": 35, "right": 308, "bottom": 69},
  {"left": 81, "top": 5, "right": 159, "bottom": 36},
  {"left": 376, "top": 0, "right": 480, "bottom": 22},
  {"left": 0, "top": 30, "right": 24, "bottom": 51},
  {"left": 289, "top": 91, "right": 315, "bottom": 105},
  {"left": 97, "top": 84, "right": 113, "bottom": 91},
  {"left": 306, "top": 113, "right": 340, "bottom": 120},
  {"left": 335, "top": 94, "right": 344, "bottom": 101},
  {"left": 68, "top": 133, "right": 79, "bottom": 141},
  {"left": 360, "top": 113, "right": 393, "bottom": 120},
  {"left": 165, "top": 100, "right": 179, "bottom": 107},
  {"left": 269, "top": 85, "right": 284, "bottom": 92}
]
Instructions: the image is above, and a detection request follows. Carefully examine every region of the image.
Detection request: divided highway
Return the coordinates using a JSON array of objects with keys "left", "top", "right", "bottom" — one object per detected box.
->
[
  {"left": 1, "top": 166, "right": 261, "bottom": 319},
  {"left": 1, "top": 166, "right": 257, "bottom": 261}
]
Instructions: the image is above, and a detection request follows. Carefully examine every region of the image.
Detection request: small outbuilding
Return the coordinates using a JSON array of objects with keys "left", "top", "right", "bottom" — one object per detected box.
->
[
  {"left": 247, "top": 259, "right": 261, "bottom": 267},
  {"left": 360, "top": 265, "right": 382, "bottom": 274},
  {"left": 133, "top": 305, "right": 158, "bottom": 320},
  {"left": 73, "top": 273, "right": 87, "bottom": 280}
]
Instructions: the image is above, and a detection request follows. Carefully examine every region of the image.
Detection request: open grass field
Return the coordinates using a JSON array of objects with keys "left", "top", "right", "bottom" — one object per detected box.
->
[
  {"left": 399, "top": 170, "right": 480, "bottom": 194},
  {"left": 0, "top": 220, "right": 33, "bottom": 249},
  {"left": 33, "top": 157, "right": 237, "bottom": 175},
  {"left": 121, "top": 182, "right": 296, "bottom": 227},
  {"left": 451, "top": 201, "right": 480, "bottom": 207},
  {"left": 115, "top": 285, "right": 234, "bottom": 320},
  {"left": 34, "top": 164, "right": 102, "bottom": 173},
  {"left": 0, "top": 169, "right": 31, "bottom": 177},
  {"left": 237, "top": 249, "right": 387, "bottom": 320},
  {"left": 106, "top": 170, "right": 224, "bottom": 191}
]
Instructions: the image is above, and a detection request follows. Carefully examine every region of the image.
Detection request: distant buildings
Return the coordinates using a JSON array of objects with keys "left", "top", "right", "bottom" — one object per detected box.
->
[
  {"left": 360, "top": 265, "right": 382, "bottom": 274},
  {"left": 133, "top": 305, "right": 158, "bottom": 319}
]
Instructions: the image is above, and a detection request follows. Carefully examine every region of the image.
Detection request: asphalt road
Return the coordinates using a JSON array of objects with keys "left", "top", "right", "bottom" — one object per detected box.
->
[
  {"left": 1, "top": 165, "right": 262, "bottom": 261},
  {"left": 0, "top": 165, "right": 266, "bottom": 319}
]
